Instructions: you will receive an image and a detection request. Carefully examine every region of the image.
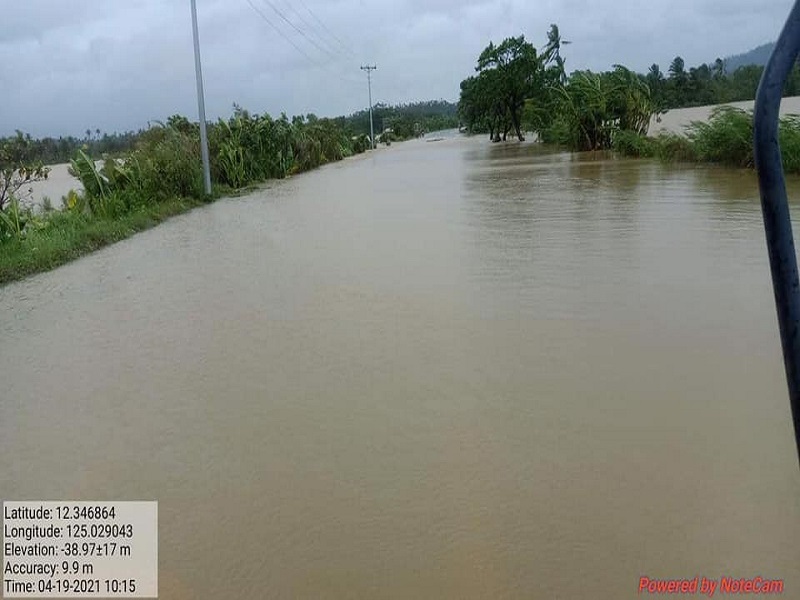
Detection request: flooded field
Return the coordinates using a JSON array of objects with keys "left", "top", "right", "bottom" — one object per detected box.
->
[
  {"left": 1, "top": 135, "right": 798, "bottom": 598},
  {"left": 23, "top": 95, "right": 800, "bottom": 209},
  {"left": 650, "top": 94, "right": 800, "bottom": 134},
  {"left": 21, "top": 163, "right": 82, "bottom": 210}
]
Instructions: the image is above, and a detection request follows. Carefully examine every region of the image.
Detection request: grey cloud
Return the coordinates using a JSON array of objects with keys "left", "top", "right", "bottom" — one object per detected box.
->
[{"left": 0, "top": 0, "right": 795, "bottom": 137}]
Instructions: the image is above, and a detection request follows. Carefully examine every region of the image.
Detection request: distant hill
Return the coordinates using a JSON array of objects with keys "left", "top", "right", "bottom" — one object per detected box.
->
[{"left": 723, "top": 42, "right": 775, "bottom": 73}]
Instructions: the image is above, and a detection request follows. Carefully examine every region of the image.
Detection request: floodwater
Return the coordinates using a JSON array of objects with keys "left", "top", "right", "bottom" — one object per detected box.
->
[
  {"left": 650, "top": 95, "right": 800, "bottom": 135},
  {"left": 20, "top": 163, "right": 83, "bottom": 210},
  {"left": 1, "top": 134, "right": 799, "bottom": 598},
  {"left": 20, "top": 95, "right": 800, "bottom": 208}
]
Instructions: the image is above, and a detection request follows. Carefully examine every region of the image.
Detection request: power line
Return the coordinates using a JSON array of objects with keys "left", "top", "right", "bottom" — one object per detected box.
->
[
  {"left": 244, "top": 0, "right": 365, "bottom": 93},
  {"left": 257, "top": 0, "right": 339, "bottom": 60},
  {"left": 244, "top": 0, "right": 320, "bottom": 66},
  {"left": 278, "top": 0, "right": 342, "bottom": 57},
  {"left": 296, "top": 0, "right": 357, "bottom": 58}
]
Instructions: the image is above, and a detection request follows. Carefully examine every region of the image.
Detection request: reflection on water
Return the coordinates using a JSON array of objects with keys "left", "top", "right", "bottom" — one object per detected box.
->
[{"left": 1, "top": 136, "right": 799, "bottom": 599}]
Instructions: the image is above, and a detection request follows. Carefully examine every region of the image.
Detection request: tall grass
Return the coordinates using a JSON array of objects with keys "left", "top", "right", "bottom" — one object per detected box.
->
[
  {"left": 207, "top": 109, "right": 357, "bottom": 187},
  {"left": 0, "top": 104, "right": 369, "bottom": 286},
  {"left": 65, "top": 107, "right": 365, "bottom": 217}
]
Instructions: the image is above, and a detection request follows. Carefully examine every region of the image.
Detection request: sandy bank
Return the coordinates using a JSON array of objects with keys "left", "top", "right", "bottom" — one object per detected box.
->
[{"left": 649, "top": 95, "right": 800, "bottom": 135}]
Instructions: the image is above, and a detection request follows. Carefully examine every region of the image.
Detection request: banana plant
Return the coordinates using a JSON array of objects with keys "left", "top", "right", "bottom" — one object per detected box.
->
[
  {"left": 69, "top": 149, "right": 108, "bottom": 201},
  {"left": 0, "top": 195, "right": 27, "bottom": 240}
]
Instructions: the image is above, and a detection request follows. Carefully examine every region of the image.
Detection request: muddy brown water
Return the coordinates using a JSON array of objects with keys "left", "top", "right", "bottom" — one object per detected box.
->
[
  {"left": 649, "top": 95, "right": 800, "bottom": 135},
  {"left": 1, "top": 134, "right": 799, "bottom": 598}
]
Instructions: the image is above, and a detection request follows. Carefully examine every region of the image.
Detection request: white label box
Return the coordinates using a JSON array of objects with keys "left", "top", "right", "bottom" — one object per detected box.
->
[{"left": 2, "top": 502, "right": 157, "bottom": 598}]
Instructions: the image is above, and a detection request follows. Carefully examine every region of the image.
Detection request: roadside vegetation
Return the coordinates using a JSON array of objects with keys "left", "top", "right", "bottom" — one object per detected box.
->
[
  {"left": 0, "top": 106, "right": 372, "bottom": 285},
  {"left": 1, "top": 25, "right": 792, "bottom": 286},
  {"left": 612, "top": 106, "right": 800, "bottom": 174},
  {"left": 0, "top": 101, "right": 459, "bottom": 168},
  {"left": 0, "top": 97, "right": 459, "bottom": 286}
]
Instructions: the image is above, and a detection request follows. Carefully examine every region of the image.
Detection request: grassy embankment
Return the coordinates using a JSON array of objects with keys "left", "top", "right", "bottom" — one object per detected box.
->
[
  {"left": 613, "top": 106, "right": 800, "bottom": 174},
  {"left": 0, "top": 197, "right": 205, "bottom": 284},
  {"left": 0, "top": 109, "right": 373, "bottom": 286}
]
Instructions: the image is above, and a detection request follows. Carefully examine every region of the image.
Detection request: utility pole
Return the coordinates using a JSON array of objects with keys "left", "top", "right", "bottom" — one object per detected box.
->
[
  {"left": 190, "top": 0, "right": 212, "bottom": 195},
  {"left": 361, "top": 65, "right": 377, "bottom": 149}
]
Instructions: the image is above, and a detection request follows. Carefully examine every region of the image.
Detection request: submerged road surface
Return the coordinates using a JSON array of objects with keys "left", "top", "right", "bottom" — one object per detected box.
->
[{"left": 1, "top": 134, "right": 799, "bottom": 598}]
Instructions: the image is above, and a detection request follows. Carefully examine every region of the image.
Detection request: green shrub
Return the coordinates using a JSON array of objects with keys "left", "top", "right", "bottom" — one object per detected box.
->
[
  {"left": 651, "top": 133, "right": 698, "bottom": 162},
  {"left": 351, "top": 134, "right": 370, "bottom": 154},
  {"left": 135, "top": 128, "right": 204, "bottom": 200},
  {"left": 613, "top": 130, "right": 655, "bottom": 157},
  {"left": 634, "top": 108, "right": 800, "bottom": 173},
  {"left": 540, "top": 117, "right": 572, "bottom": 146},
  {"left": 686, "top": 106, "right": 753, "bottom": 168},
  {"left": 0, "top": 197, "right": 29, "bottom": 241}
]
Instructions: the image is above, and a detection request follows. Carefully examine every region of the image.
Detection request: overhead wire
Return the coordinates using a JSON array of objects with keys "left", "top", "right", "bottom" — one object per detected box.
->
[
  {"left": 257, "top": 0, "right": 340, "bottom": 61},
  {"left": 278, "top": 0, "right": 342, "bottom": 57},
  {"left": 242, "top": 0, "right": 369, "bottom": 99},
  {"left": 244, "top": 0, "right": 321, "bottom": 66},
  {"left": 295, "top": 0, "right": 358, "bottom": 58}
]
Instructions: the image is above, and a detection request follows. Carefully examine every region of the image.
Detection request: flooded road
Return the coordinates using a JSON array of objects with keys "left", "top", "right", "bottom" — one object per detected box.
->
[{"left": 1, "top": 135, "right": 799, "bottom": 598}]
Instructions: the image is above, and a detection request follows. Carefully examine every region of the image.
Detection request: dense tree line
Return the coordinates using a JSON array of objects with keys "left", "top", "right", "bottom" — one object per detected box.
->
[
  {"left": 458, "top": 26, "right": 800, "bottom": 151},
  {"left": 458, "top": 26, "right": 654, "bottom": 151},
  {"left": 458, "top": 27, "right": 566, "bottom": 143},
  {"left": 0, "top": 130, "right": 143, "bottom": 168},
  {"left": 646, "top": 58, "right": 800, "bottom": 110},
  {"left": 341, "top": 100, "right": 459, "bottom": 140}
]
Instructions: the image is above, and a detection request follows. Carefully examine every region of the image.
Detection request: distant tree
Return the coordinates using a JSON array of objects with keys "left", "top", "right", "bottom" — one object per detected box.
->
[
  {"left": 476, "top": 35, "right": 541, "bottom": 141},
  {"left": 668, "top": 56, "right": 686, "bottom": 79},
  {"left": 712, "top": 58, "right": 725, "bottom": 79},
  {"left": 522, "top": 25, "right": 569, "bottom": 134},
  {"left": 340, "top": 101, "right": 458, "bottom": 139},
  {"left": 785, "top": 63, "right": 800, "bottom": 96},
  {"left": 646, "top": 64, "right": 666, "bottom": 110},
  {"left": 458, "top": 70, "right": 511, "bottom": 140},
  {"left": 688, "top": 64, "right": 714, "bottom": 105},
  {"left": 543, "top": 24, "right": 569, "bottom": 83},
  {"left": 166, "top": 114, "right": 194, "bottom": 134},
  {"left": 667, "top": 56, "right": 689, "bottom": 105},
  {"left": 552, "top": 65, "right": 655, "bottom": 151},
  {"left": 0, "top": 132, "right": 50, "bottom": 214},
  {"left": 729, "top": 65, "right": 764, "bottom": 101}
]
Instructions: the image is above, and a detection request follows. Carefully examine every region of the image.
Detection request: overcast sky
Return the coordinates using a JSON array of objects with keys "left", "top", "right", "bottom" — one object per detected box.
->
[{"left": 1, "top": 0, "right": 793, "bottom": 138}]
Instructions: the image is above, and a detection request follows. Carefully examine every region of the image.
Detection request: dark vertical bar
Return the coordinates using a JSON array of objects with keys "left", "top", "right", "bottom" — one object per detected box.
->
[{"left": 753, "top": 0, "right": 800, "bottom": 466}]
